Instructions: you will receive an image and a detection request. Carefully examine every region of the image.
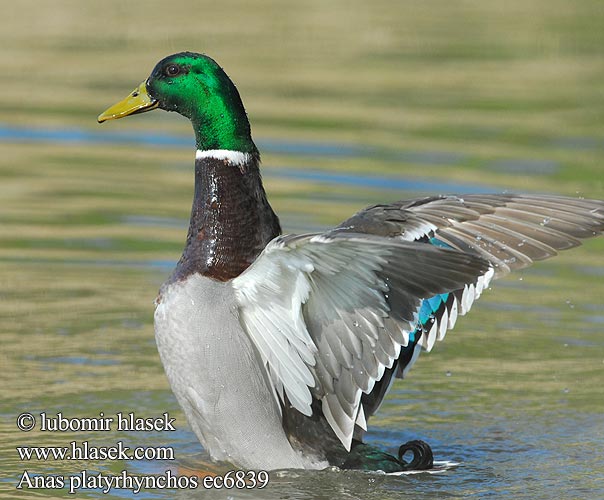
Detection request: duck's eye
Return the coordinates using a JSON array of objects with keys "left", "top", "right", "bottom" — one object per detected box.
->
[{"left": 165, "top": 64, "right": 181, "bottom": 77}]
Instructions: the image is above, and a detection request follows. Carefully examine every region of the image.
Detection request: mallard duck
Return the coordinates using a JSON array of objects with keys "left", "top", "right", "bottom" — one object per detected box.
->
[{"left": 98, "top": 52, "right": 604, "bottom": 472}]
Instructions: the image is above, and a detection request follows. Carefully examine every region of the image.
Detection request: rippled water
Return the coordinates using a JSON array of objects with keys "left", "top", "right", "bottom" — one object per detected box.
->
[{"left": 2, "top": 1, "right": 604, "bottom": 498}]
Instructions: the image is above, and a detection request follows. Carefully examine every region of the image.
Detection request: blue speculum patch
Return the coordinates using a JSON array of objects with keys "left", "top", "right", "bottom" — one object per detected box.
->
[{"left": 409, "top": 237, "right": 455, "bottom": 343}]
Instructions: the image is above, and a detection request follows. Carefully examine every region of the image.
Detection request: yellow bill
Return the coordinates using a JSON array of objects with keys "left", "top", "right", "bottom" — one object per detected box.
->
[{"left": 97, "top": 81, "right": 158, "bottom": 123}]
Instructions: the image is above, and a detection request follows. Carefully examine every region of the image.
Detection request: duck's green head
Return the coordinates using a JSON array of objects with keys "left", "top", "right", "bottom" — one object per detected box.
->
[{"left": 98, "top": 52, "right": 256, "bottom": 153}]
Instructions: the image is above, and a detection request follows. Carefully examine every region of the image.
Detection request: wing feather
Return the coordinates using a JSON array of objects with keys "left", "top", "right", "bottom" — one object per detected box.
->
[
  {"left": 337, "top": 194, "right": 602, "bottom": 419},
  {"left": 233, "top": 233, "right": 489, "bottom": 449},
  {"left": 233, "top": 194, "right": 603, "bottom": 450}
]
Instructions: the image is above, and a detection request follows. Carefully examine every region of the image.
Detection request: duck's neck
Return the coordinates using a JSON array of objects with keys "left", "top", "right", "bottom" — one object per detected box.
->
[
  {"left": 188, "top": 63, "right": 258, "bottom": 154},
  {"left": 171, "top": 150, "right": 281, "bottom": 283}
]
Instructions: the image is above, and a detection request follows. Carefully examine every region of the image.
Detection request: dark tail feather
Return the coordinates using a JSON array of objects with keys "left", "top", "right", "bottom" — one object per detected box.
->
[
  {"left": 398, "top": 440, "right": 434, "bottom": 470},
  {"left": 341, "top": 440, "right": 434, "bottom": 472}
]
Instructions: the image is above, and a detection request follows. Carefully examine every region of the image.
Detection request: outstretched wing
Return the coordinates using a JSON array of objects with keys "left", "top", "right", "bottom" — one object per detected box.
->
[
  {"left": 234, "top": 194, "right": 603, "bottom": 450},
  {"left": 337, "top": 194, "right": 604, "bottom": 277},
  {"left": 232, "top": 233, "right": 490, "bottom": 449},
  {"left": 337, "top": 194, "right": 604, "bottom": 419}
]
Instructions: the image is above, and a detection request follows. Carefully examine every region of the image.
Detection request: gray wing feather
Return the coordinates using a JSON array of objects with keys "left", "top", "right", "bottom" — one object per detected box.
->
[
  {"left": 234, "top": 232, "right": 490, "bottom": 449},
  {"left": 337, "top": 194, "right": 604, "bottom": 277},
  {"left": 333, "top": 193, "right": 603, "bottom": 425},
  {"left": 298, "top": 235, "right": 491, "bottom": 446},
  {"left": 234, "top": 194, "right": 603, "bottom": 450}
]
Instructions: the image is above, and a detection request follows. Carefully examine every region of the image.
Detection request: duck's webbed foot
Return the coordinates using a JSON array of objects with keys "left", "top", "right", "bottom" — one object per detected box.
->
[{"left": 397, "top": 439, "right": 434, "bottom": 471}]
